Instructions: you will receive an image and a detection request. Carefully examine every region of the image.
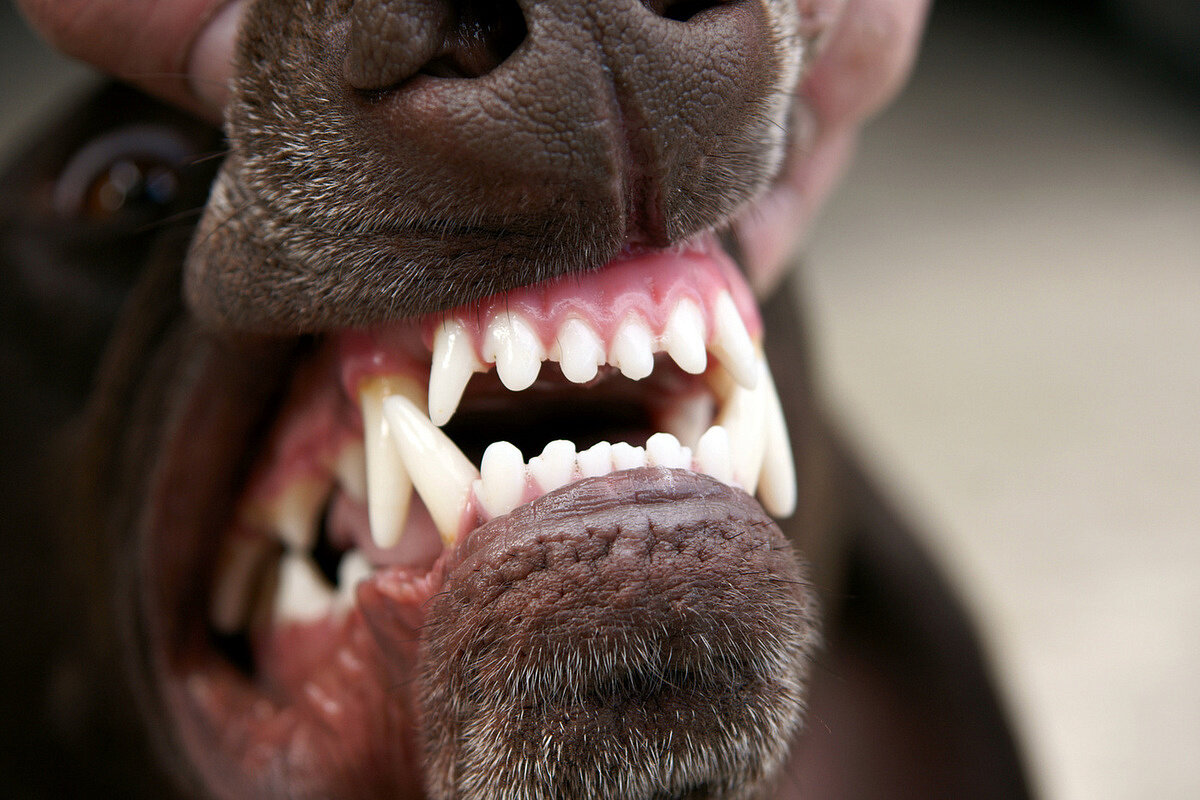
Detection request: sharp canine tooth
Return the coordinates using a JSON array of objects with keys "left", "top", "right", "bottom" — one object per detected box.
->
[
  {"left": 577, "top": 441, "right": 614, "bottom": 477},
  {"left": 382, "top": 394, "right": 479, "bottom": 545},
  {"left": 557, "top": 318, "right": 605, "bottom": 383},
  {"left": 710, "top": 292, "right": 759, "bottom": 390},
  {"left": 336, "top": 549, "right": 373, "bottom": 610},
  {"left": 695, "top": 425, "right": 733, "bottom": 485},
  {"left": 661, "top": 392, "right": 714, "bottom": 448},
  {"left": 717, "top": 358, "right": 768, "bottom": 493},
  {"left": 429, "top": 319, "right": 482, "bottom": 426},
  {"left": 609, "top": 316, "right": 655, "bottom": 380},
  {"left": 210, "top": 536, "right": 274, "bottom": 634},
  {"left": 610, "top": 442, "right": 647, "bottom": 471},
  {"left": 757, "top": 365, "right": 797, "bottom": 517},
  {"left": 361, "top": 376, "right": 417, "bottom": 550},
  {"left": 334, "top": 440, "right": 367, "bottom": 503},
  {"left": 274, "top": 552, "right": 335, "bottom": 624},
  {"left": 485, "top": 311, "right": 543, "bottom": 391},
  {"left": 527, "top": 440, "right": 576, "bottom": 493},
  {"left": 478, "top": 441, "right": 526, "bottom": 517},
  {"left": 646, "top": 432, "right": 690, "bottom": 470},
  {"left": 664, "top": 299, "right": 707, "bottom": 374}
]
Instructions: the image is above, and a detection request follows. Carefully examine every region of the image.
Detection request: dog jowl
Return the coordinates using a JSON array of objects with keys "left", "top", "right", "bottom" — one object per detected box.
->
[{"left": 74, "top": 1, "right": 832, "bottom": 797}]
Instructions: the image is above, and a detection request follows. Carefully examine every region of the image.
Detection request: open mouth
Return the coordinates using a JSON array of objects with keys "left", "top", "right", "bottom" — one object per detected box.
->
[{"left": 164, "top": 235, "right": 801, "bottom": 794}]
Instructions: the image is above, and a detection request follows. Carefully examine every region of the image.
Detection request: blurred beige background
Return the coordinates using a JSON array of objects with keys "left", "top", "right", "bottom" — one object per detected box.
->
[
  {"left": 803, "top": 5, "right": 1200, "bottom": 799},
  {"left": 3, "top": 2, "right": 1197, "bottom": 798}
]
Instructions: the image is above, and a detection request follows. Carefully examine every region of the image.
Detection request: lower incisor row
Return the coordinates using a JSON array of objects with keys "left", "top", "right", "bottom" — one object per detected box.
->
[{"left": 474, "top": 429, "right": 735, "bottom": 521}]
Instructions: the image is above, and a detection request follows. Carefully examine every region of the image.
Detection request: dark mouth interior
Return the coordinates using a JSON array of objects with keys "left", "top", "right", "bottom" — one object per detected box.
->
[
  {"left": 443, "top": 354, "right": 696, "bottom": 463},
  {"left": 422, "top": 0, "right": 527, "bottom": 80},
  {"left": 210, "top": 621, "right": 262, "bottom": 677}
]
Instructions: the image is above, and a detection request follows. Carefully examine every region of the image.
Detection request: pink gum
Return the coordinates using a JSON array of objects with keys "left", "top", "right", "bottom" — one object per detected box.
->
[
  {"left": 336, "top": 237, "right": 761, "bottom": 396},
  {"left": 433, "top": 241, "right": 762, "bottom": 356}
]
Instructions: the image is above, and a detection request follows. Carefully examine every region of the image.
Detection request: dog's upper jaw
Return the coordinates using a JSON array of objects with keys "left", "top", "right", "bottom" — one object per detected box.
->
[{"left": 184, "top": 0, "right": 804, "bottom": 333}]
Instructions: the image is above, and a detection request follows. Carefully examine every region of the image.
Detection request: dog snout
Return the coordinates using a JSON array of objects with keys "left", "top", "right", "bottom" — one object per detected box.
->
[
  {"left": 342, "top": 0, "right": 789, "bottom": 244},
  {"left": 186, "top": 0, "right": 803, "bottom": 330}
]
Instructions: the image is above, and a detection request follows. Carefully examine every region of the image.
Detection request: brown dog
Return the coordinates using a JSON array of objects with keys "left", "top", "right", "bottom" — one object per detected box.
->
[{"left": 0, "top": 2, "right": 1030, "bottom": 798}]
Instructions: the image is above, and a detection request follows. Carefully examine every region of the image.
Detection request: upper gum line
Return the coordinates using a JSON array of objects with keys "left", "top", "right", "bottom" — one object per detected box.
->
[
  {"left": 426, "top": 239, "right": 764, "bottom": 345},
  {"left": 335, "top": 245, "right": 764, "bottom": 403}
]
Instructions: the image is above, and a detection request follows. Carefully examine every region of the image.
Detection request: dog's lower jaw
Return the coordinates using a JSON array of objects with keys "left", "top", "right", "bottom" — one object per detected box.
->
[
  {"left": 418, "top": 471, "right": 818, "bottom": 800},
  {"left": 166, "top": 469, "right": 818, "bottom": 800}
]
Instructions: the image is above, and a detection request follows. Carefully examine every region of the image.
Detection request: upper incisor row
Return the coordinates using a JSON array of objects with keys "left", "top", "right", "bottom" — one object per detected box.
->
[{"left": 428, "top": 292, "right": 758, "bottom": 426}]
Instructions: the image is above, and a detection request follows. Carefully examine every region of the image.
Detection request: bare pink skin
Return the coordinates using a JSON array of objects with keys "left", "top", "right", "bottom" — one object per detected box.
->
[
  {"left": 738, "top": 0, "right": 930, "bottom": 294},
  {"left": 16, "top": 0, "right": 931, "bottom": 289}
]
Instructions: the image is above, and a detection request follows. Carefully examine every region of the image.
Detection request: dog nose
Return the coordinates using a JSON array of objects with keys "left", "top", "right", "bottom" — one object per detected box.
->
[{"left": 342, "top": 0, "right": 789, "bottom": 245}]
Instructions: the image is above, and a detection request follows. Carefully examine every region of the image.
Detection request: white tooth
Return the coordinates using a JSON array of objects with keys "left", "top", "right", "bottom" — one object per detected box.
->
[
  {"left": 274, "top": 552, "right": 335, "bottom": 624},
  {"left": 610, "top": 442, "right": 647, "bottom": 471},
  {"left": 477, "top": 441, "right": 527, "bottom": 518},
  {"left": 360, "top": 376, "right": 417, "bottom": 550},
  {"left": 383, "top": 394, "right": 479, "bottom": 545},
  {"left": 527, "top": 439, "right": 576, "bottom": 493},
  {"left": 210, "top": 536, "right": 274, "bottom": 634},
  {"left": 266, "top": 478, "right": 327, "bottom": 552},
  {"left": 484, "top": 311, "right": 543, "bottom": 391},
  {"left": 646, "top": 432, "right": 690, "bottom": 470},
  {"left": 663, "top": 299, "right": 707, "bottom": 375},
  {"left": 336, "top": 549, "right": 374, "bottom": 611},
  {"left": 710, "top": 292, "right": 759, "bottom": 390},
  {"left": 429, "top": 319, "right": 483, "bottom": 426},
  {"left": 757, "top": 366, "right": 797, "bottom": 517},
  {"left": 556, "top": 317, "right": 605, "bottom": 383},
  {"left": 577, "top": 441, "right": 614, "bottom": 478},
  {"left": 717, "top": 359, "right": 768, "bottom": 493},
  {"left": 661, "top": 392, "right": 714, "bottom": 448},
  {"left": 694, "top": 425, "right": 733, "bottom": 485},
  {"left": 608, "top": 316, "right": 655, "bottom": 381},
  {"left": 333, "top": 440, "right": 367, "bottom": 503}
]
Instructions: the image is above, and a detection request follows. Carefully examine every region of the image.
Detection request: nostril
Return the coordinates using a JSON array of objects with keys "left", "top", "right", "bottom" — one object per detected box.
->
[
  {"left": 421, "top": 0, "right": 526, "bottom": 80},
  {"left": 644, "top": 0, "right": 739, "bottom": 23},
  {"left": 345, "top": 0, "right": 526, "bottom": 90}
]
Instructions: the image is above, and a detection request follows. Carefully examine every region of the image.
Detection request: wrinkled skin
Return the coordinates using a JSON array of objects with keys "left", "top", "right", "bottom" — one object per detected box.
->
[{"left": 2, "top": 2, "right": 1031, "bottom": 798}]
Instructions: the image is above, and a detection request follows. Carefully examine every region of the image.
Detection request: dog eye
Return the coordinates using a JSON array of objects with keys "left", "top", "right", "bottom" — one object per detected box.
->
[
  {"left": 53, "top": 125, "right": 193, "bottom": 223},
  {"left": 78, "top": 158, "right": 178, "bottom": 220}
]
